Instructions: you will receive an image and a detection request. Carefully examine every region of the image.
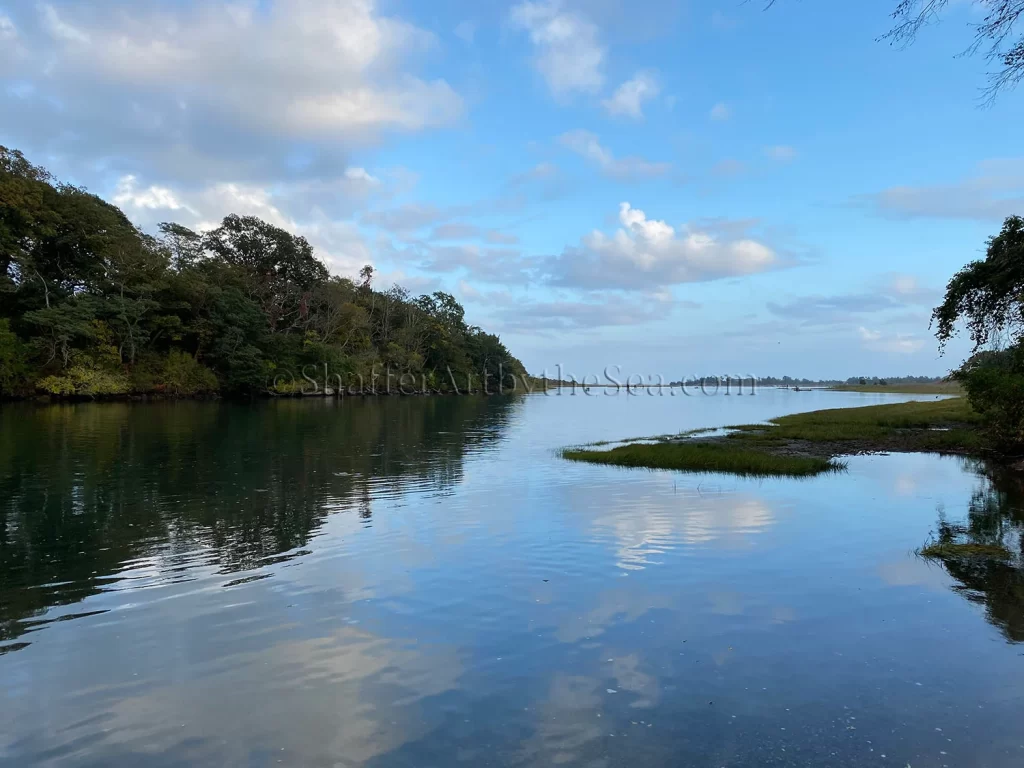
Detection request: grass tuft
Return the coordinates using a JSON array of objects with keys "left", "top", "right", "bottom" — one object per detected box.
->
[{"left": 919, "top": 542, "right": 1012, "bottom": 560}]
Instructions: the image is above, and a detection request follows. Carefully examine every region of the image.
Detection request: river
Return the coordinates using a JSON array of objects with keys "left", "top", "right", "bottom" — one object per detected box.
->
[{"left": 2, "top": 390, "right": 1023, "bottom": 766}]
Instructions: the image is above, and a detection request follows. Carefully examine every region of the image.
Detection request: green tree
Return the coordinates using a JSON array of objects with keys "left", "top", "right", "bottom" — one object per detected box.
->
[{"left": 934, "top": 215, "right": 1024, "bottom": 447}]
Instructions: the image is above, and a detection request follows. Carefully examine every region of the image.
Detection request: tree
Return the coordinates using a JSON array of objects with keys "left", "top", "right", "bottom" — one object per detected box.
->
[
  {"left": 0, "top": 147, "right": 530, "bottom": 399},
  {"left": 202, "top": 215, "right": 329, "bottom": 333},
  {"left": 934, "top": 215, "right": 1024, "bottom": 447},
  {"left": 932, "top": 215, "right": 1024, "bottom": 352},
  {"left": 765, "top": 1, "right": 1024, "bottom": 98}
]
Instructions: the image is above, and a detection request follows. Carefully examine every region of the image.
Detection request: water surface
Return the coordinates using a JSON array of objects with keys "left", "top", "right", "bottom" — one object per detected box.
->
[{"left": 2, "top": 390, "right": 1023, "bottom": 766}]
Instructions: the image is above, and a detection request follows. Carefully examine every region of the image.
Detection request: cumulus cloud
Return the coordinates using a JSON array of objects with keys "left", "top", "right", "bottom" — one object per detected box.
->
[
  {"left": 602, "top": 71, "right": 660, "bottom": 119},
  {"left": 1, "top": 1, "right": 462, "bottom": 183},
  {"left": 709, "top": 102, "right": 731, "bottom": 121},
  {"left": 548, "top": 202, "right": 779, "bottom": 291},
  {"left": 559, "top": 130, "right": 669, "bottom": 180},
  {"left": 510, "top": 0, "right": 605, "bottom": 97},
  {"left": 856, "top": 158, "right": 1024, "bottom": 221}
]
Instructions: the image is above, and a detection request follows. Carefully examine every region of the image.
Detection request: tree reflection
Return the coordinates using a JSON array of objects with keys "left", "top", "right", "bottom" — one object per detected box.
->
[
  {"left": 924, "top": 460, "right": 1024, "bottom": 642},
  {"left": 0, "top": 397, "right": 521, "bottom": 647}
]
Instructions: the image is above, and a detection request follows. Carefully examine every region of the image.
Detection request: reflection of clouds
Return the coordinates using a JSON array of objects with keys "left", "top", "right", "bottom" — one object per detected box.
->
[
  {"left": 60, "top": 626, "right": 463, "bottom": 765},
  {"left": 678, "top": 499, "right": 774, "bottom": 547},
  {"left": 555, "top": 589, "right": 672, "bottom": 644},
  {"left": 609, "top": 654, "right": 659, "bottom": 709},
  {"left": 518, "top": 674, "right": 607, "bottom": 767},
  {"left": 591, "top": 494, "right": 776, "bottom": 571}
]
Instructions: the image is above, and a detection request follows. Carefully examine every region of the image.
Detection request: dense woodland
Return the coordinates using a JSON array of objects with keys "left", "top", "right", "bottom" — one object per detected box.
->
[{"left": 0, "top": 147, "right": 527, "bottom": 399}]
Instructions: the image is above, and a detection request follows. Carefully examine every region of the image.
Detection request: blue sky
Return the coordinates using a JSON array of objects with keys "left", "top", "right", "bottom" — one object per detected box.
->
[{"left": 2, "top": 0, "right": 1021, "bottom": 379}]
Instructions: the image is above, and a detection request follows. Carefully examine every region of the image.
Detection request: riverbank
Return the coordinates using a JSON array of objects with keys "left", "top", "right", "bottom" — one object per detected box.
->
[{"left": 562, "top": 397, "right": 1003, "bottom": 478}]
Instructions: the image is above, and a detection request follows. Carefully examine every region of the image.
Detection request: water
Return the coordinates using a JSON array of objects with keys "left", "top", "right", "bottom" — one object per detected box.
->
[{"left": 2, "top": 390, "right": 1023, "bottom": 767}]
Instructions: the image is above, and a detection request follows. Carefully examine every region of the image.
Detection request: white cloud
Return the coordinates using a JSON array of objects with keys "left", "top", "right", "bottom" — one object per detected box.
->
[
  {"left": 114, "top": 176, "right": 195, "bottom": 215},
  {"left": 510, "top": 0, "right": 605, "bottom": 97},
  {"left": 549, "top": 202, "right": 779, "bottom": 290},
  {"left": 602, "top": 71, "right": 660, "bottom": 119},
  {"left": 559, "top": 130, "right": 669, "bottom": 180},
  {"left": 710, "top": 102, "right": 731, "bottom": 121},
  {"left": 858, "top": 327, "right": 925, "bottom": 354},
  {"left": 22, "top": 1, "right": 463, "bottom": 143},
  {"left": 857, "top": 159, "right": 1024, "bottom": 221},
  {"left": 0, "top": 13, "right": 25, "bottom": 71},
  {"left": 0, "top": 13, "right": 17, "bottom": 41},
  {"left": 765, "top": 145, "right": 797, "bottom": 162},
  {"left": 343, "top": 168, "right": 380, "bottom": 186}
]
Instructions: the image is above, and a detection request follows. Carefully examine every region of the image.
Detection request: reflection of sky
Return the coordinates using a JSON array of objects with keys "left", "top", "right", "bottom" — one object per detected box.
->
[{"left": 6, "top": 395, "right": 1024, "bottom": 766}]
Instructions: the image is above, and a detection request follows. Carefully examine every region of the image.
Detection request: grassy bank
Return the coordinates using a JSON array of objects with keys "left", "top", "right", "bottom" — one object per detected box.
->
[{"left": 562, "top": 397, "right": 992, "bottom": 478}]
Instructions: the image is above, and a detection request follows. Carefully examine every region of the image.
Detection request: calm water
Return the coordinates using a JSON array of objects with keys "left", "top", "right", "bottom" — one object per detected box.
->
[{"left": 3, "top": 390, "right": 1024, "bottom": 767}]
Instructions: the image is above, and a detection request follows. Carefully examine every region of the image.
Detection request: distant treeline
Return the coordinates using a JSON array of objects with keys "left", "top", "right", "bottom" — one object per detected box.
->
[
  {"left": 755, "top": 375, "right": 946, "bottom": 387},
  {"left": 0, "top": 147, "right": 526, "bottom": 399}
]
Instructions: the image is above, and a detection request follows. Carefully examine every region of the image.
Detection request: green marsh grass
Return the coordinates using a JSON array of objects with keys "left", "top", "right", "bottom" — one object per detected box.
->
[
  {"left": 562, "top": 398, "right": 984, "bottom": 479},
  {"left": 561, "top": 442, "right": 844, "bottom": 478}
]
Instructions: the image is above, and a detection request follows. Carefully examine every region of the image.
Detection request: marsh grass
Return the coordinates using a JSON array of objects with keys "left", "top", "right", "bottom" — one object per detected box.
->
[
  {"left": 726, "top": 398, "right": 981, "bottom": 445},
  {"left": 561, "top": 442, "right": 844, "bottom": 478},
  {"left": 561, "top": 398, "right": 987, "bottom": 478},
  {"left": 919, "top": 541, "right": 1012, "bottom": 560}
]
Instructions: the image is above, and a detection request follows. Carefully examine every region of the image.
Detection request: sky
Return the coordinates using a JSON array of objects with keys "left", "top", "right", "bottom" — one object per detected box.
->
[{"left": 1, "top": 0, "right": 1021, "bottom": 380}]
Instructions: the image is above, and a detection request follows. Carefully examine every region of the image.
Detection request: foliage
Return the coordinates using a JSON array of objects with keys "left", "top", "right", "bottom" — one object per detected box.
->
[
  {"left": 0, "top": 146, "right": 528, "bottom": 399},
  {"left": 161, "top": 350, "right": 219, "bottom": 396},
  {"left": 933, "top": 216, "right": 1024, "bottom": 352},
  {"left": 0, "top": 319, "right": 30, "bottom": 395},
  {"left": 953, "top": 347, "right": 1024, "bottom": 448},
  {"left": 932, "top": 216, "right": 1024, "bottom": 450}
]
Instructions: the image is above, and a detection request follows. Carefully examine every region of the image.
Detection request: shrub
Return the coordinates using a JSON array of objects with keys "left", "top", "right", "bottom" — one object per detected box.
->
[
  {"left": 37, "top": 364, "right": 132, "bottom": 397},
  {"left": 955, "top": 346, "right": 1024, "bottom": 449},
  {"left": 0, "top": 319, "right": 30, "bottom": 396},
  {"left": 161, "top": 350, "right": 219, "bottom": 396}
]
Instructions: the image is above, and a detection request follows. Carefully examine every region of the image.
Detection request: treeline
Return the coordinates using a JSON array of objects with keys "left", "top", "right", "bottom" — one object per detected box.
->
[
  {"left": 0, "top": 147, "right": 526, "bottom": 399},
  {"left": 757, "top": 375, "right": 946, "bottom": 387}
]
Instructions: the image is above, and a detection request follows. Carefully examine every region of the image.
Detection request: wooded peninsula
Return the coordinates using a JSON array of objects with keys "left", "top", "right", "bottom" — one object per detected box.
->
[{"left": 0, "top": 147, "right": 527, "bottom": 399}]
